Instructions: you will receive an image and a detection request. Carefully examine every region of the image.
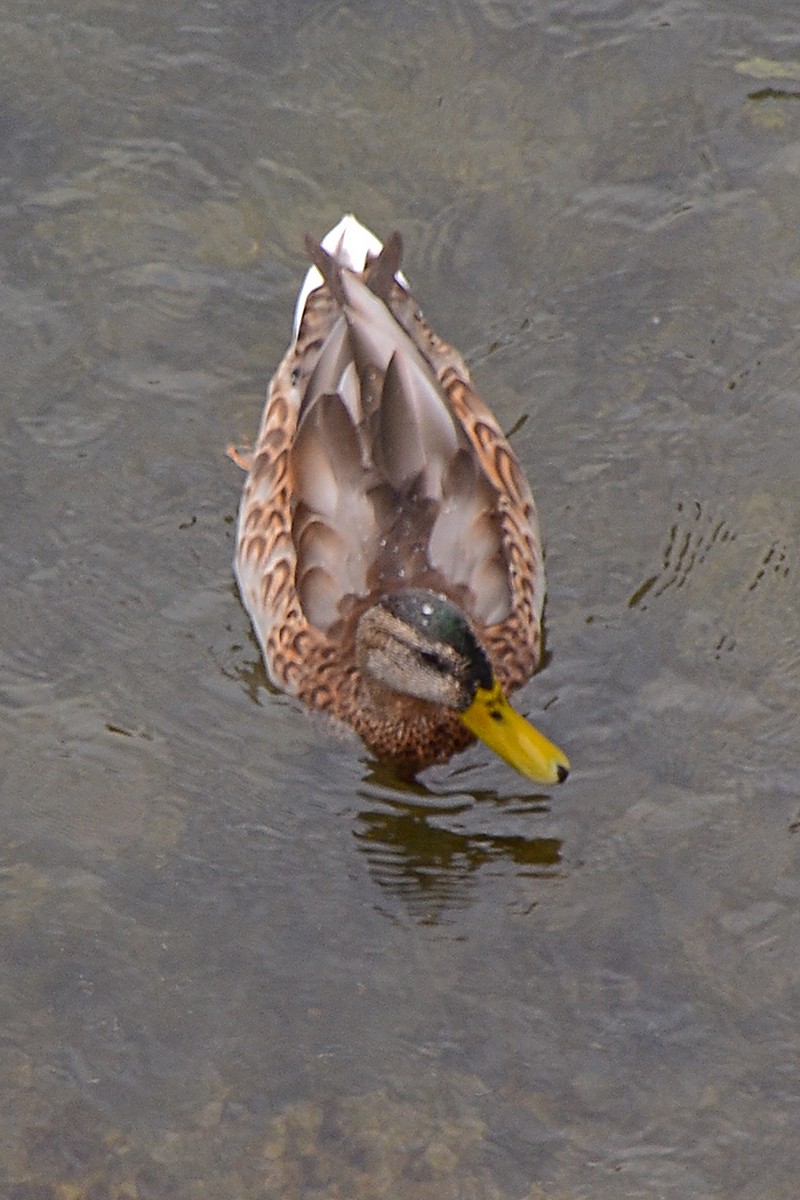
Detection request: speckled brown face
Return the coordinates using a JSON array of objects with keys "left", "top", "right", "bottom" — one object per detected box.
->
[
  {"left": 355, "top": 591, "right": 487, "bottom": 711},
  {"left": 378, "top": 589, "right": 493, "bottom": 690}
]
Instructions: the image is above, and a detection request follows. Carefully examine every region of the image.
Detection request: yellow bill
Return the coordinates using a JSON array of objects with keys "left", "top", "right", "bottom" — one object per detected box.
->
[{"left": 460, "top": 681, "right": 570, "bottom": 785}]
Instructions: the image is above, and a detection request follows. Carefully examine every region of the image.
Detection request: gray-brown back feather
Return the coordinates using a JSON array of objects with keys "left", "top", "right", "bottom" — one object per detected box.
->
[{"left": 289, "top": 238, "right": 511, "bottom": 634}]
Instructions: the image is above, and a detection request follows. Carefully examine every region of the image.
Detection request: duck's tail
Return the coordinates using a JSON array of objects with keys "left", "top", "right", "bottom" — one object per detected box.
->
[{"left": 293, "top": 214, "right": 407, "bottom": 335}]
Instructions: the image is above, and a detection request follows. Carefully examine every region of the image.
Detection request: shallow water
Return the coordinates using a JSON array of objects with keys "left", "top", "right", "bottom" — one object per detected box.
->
[{"left": 1, "top": 0, "right": 799, "bottom": 1196}]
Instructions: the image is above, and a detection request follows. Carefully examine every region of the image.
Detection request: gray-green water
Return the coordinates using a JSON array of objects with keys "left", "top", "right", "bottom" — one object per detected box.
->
[{"left": 1, "top": 1, "right": 799, "bottom": 1196}]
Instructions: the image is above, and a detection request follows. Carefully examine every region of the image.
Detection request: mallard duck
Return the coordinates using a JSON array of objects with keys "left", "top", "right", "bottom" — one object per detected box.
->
[{"left": 232, "top": 215, "right": 569, "bottom": 784}]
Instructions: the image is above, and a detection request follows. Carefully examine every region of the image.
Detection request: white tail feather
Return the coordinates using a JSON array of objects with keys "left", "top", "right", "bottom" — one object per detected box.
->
[{"left": 293, "top": 213, "right": 407, "bottom": 336}]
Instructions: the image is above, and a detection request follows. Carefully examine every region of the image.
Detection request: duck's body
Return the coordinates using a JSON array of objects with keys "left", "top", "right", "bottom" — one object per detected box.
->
[{"left": 233, "top": 215, "right": 568, "bottom": 783}]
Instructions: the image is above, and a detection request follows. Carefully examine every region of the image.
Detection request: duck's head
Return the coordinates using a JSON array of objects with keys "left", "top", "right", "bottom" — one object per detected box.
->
[{"left": 356, "top": 589, "right": 569, "bottom": 785}]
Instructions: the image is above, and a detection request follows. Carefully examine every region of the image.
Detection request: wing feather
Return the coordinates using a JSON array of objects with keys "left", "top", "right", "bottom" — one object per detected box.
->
[{"left": 287, "top": 232, "right": 514, "bottom": 633}]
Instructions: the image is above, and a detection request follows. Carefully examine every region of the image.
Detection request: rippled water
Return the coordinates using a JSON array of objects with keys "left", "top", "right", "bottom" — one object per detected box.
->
[{"left": 2, "top": 1, "right": 799, "bottom": 1196}]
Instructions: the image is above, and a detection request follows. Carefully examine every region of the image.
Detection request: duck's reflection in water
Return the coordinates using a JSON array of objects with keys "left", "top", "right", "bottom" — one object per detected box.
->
[{"left": 355, "top": 762, "right": 562, "bottom": 918}]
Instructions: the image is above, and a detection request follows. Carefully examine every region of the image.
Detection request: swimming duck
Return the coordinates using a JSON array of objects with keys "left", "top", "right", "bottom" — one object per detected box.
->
[{"left": 232, "top": 215, "right": 569, "bottom": 784}]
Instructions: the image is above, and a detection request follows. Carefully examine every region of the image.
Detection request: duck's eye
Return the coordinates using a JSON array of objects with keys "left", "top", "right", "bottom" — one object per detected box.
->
[{"left": 418, "top": 649, "right": 449, "bottom": 674}]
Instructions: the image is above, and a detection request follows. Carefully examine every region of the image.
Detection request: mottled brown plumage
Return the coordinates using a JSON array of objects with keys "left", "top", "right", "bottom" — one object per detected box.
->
[{"left": 232, "top": 215, "right": 567, "bottom": 780}]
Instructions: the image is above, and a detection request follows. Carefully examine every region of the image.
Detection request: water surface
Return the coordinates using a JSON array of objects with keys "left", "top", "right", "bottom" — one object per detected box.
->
[{"left": 1, "top": 1, "right": 799, "bottom": 1196}]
